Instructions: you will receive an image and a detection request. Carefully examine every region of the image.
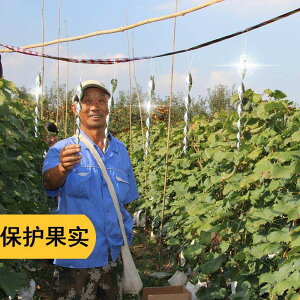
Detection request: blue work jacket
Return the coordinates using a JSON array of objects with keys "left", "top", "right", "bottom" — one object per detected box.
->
[{"left": 42, "top": 131, "right": 139, "bottom": 268}]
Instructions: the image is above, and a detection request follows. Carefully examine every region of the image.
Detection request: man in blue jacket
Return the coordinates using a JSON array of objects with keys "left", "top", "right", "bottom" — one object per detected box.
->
[{"left": 43, "top": 80, "right": 139, "bottom": 300}]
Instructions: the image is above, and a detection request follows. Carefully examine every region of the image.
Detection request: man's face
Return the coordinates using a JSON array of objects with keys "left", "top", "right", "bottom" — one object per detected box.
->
[
  {"left": 73, "top": 87, "right": 110, "bottom": 130},
  {"left": 45, "top": 134, "right": 58, "bottom": 147}
]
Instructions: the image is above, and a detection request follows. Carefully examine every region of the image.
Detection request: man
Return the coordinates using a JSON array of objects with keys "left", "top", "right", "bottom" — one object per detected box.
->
[
  {"left": 44, "top": 122, "right": 59, "bottom": 211},
  {"left": 44, "top": 122, "right": 59, "bottom": 147},
  {"left": 42, "top": 80, "right": 139, "bottom": 300}
]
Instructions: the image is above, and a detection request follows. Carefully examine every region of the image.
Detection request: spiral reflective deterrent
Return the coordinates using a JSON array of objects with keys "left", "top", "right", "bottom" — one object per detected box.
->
[
  {"left": 34, "top": 73, "right": 42, "bottom": 137},
  {"left": 103, "top": 79, "right": 118, "bottom": 153},
  {"left": 110, "top": 78, "right": 118, "bottom": 109},
  {"left": 145, "top": 75, "right": 155, "bottom": 157},
  {"left": 237, "top": 55, "right": 247, "bottom": 150},
  {"left": 183, "top": 73, "right": 192, "bottom": 153},
  {"left": 75, "top": 83, "right": 83, "bottom": 144}
]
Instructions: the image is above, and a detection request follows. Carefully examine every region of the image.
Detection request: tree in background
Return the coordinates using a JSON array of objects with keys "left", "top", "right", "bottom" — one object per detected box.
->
[
  {"left": 26, "top": 82, "right": 239, "bottom": 137},
  {"left": 207, "top": 84, "right": 236, "bottom": 115}
]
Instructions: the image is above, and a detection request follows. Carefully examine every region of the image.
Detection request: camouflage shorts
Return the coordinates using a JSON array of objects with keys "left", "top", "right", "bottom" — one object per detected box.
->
[{"left": 54, "top": 256, "right": 123, "bottom": 300}]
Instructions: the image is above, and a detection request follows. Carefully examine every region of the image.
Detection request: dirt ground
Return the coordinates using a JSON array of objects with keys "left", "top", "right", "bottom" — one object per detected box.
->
[{"left": 33, "top": 227, "right": 177, "bottom": 300}]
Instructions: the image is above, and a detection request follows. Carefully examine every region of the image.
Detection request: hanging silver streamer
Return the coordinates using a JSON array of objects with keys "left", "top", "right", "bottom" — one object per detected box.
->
[
  {"left": 237, "top": 54, "right": 247, "bottom": 150},
  {"left": 75, "top": 82, "right": 83, "bottom": 144},
  {"left": 145, "top": 75, "right": 155, "bottom": 157},
  {"left": 103, "top": 78, "right": 118, "bottom": 153},
  {"left": 110, "top": 78, "right": 118, "bottom": 108},
  {"left": 183, "top": 73, "right": 192, "bottom": 153},
  {"left": 34, "top": 73, "right": 42, "bottom": 137}
]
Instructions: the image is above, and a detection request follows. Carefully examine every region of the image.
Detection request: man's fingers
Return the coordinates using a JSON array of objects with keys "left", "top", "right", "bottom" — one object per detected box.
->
[
  {"left": 62, "top": 147, "right": 81, "bottom": 156},
  {"left": 60, "top": 158, "right": 81, "bottom": 169},
  {"left": 64, "top": 144, "right": 81, "bottom": 150},
  {"left": 62, "top": 161, "right": 78, "bottom": 168},
  {"left": 60, "top": 159, "right": 81, "bottom": 170},
  {"left": 61, "top": 155, "right": 82, "bottom": 163}
]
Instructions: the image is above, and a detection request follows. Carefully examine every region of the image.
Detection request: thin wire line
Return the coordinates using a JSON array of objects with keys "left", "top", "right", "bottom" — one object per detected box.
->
[
  {"left": 132, "top": 32, "right": 146, "bottom": 154},
  {"left": 159, "top": 0, "right": 179, "bottom": 271}
]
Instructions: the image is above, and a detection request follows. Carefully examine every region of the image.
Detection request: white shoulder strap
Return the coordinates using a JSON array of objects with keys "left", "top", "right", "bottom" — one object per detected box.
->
[{"left": 79, "top": 134, "right": 128, "bottom": 246}]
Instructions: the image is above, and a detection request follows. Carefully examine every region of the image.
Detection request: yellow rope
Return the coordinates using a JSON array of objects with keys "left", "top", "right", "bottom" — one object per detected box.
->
[
  {"left": 159, "top": 0, "right": 178, "bottom": 270},
  {"left": 0, "top": 0, "right": 224, "bottom": 53}
]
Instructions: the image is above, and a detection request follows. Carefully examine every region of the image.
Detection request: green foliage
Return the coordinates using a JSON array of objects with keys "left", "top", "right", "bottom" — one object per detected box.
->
[
  {"left": 38, "top": 81, "right": 235, "bottom": 139},
  {"left": 109, "top": 84, "right": 234, "bottom": 135},
  {"left": 42, "top": 82, "right": 75, "bottom": 139},
  {"left": 118, "top": 90, "right": 300, "bottom": 299},
  {"left": 2, "top": 78, "right": 299, "bottom": 298},
  {"left": 0, "top": 79, "right": 50, "bottom": 298},
  {"left": 0, "top": 263, "right": 29, "bottom": 298},
  {"left": 207, "top": 84, "right": 236, "bottom": 115},
  {"left": 270, "top": 90, "right": 287, "bottom": 100}
]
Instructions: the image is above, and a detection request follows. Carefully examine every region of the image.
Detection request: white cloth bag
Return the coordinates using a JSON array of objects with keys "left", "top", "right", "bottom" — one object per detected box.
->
[{"left": 80, "top": 134, "right": 143, "bottom": 294}]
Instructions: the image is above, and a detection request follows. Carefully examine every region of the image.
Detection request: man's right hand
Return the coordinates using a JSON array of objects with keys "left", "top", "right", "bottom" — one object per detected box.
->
[
  {"left": 59, "top": 144, "right": 82, "bottom": 173},
  {"left": 43, "top": 144, "right": 82, "bottom": 191}
]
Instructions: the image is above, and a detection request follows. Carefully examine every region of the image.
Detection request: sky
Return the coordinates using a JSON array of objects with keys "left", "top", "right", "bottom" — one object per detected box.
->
[{"left": 0, "top": 0, "right": 300, "bottom": 105}]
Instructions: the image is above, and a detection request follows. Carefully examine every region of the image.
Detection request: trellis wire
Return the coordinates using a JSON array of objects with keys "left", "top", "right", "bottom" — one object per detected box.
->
[
  {"left": 64, "top": 20, "right": 70, "bottom": 138},
  {"left": 55, "top": 0, "right": 61, "bottom": 125},
  {"left": 159, "top": 0, "right": 178, "bottom": 270},
  {"left": 132, "top": 32, "right": 146, "bottom": 154},
  {"left": 41, "top": 0, "right": 45, "bottom": 120}
]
